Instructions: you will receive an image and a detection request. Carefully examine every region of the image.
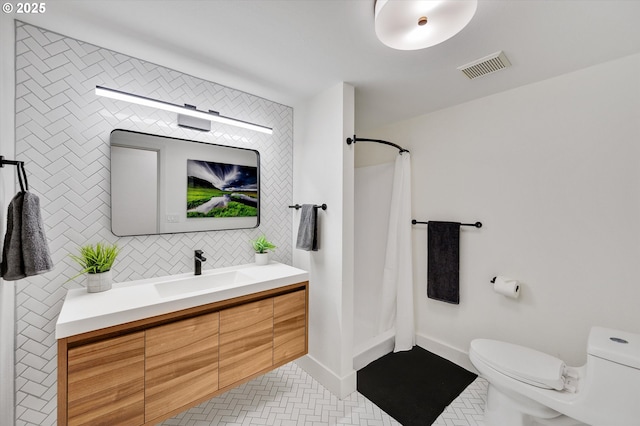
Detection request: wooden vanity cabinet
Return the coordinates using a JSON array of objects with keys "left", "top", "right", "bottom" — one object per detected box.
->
[{"left": 58, "top": 282, "right": 308, "bottom": 426}]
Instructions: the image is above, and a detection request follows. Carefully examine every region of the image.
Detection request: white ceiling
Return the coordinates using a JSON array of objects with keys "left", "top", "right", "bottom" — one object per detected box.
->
[{"left": 20, "top": 0, "right": 640, "bottom": 132}]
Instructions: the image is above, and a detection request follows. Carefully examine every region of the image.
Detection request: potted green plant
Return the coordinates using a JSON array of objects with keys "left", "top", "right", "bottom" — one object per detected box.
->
[
  {"left": 69, "top": 242, "right": 120, "bottom": 293},
  {"left": 251, "top": 235, "right": 276, "bottom": 265}
]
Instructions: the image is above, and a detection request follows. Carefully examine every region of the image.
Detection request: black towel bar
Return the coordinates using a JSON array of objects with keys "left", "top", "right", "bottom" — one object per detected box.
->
[
  {"left": 289, "top": 204, "right": 327, "bottom": 210},
  {"left": 412, "top": 220, "right": 482, "bottom": 228}
]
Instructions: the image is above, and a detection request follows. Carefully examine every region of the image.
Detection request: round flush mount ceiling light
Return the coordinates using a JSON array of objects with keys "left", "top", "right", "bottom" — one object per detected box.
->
[{"left": 374, "top": 0, "right": 478, "bottom": 50}]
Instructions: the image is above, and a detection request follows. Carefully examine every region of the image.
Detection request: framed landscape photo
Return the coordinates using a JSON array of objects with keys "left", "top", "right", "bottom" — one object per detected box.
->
[{"left": 187, "top": 159, "right": 258, "bottom": 218}]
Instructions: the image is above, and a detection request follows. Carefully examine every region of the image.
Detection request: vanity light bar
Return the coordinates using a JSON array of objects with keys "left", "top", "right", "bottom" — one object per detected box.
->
[{"left": 95, "top": 86, "right": 273, "bottom": 135}]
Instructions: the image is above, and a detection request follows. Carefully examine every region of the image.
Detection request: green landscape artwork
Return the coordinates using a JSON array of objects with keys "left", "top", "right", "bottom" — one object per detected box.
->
[{"left": 187, "top": 159, "right": 258, "bottom": 218}]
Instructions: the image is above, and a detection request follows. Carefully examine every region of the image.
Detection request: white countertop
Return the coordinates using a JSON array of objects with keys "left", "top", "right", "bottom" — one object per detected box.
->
[{"left": 55, "top": 261, "right": 308, "bottom": 339}]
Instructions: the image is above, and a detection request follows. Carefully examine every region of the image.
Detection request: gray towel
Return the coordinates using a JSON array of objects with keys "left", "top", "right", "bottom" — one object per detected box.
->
[
  {"left": 1, "top": 193, "right": 25, "bottom": 280},
  {"left": 1, "top": 191, "right": 53, "bottom": 281},
  {"left": 21, "top": 192, "right": 54, "bottom": 277},
  {"left": 427, "top": 221, "right": 460, "bottom": 304},
  {"left": 296, "top": 204, "right": 318, "bottom": 251}
]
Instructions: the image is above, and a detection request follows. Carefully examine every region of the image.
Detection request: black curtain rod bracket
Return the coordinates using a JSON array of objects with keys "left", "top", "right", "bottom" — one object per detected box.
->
[
  {"left": 346, "top": 134, "right": 409, "bottom": 154},
  {"left": 412, "top": 219, "right": 482, "bottom": 228},
  {"left": 289, "top": 204, "right": 327, "bottom": 211}
]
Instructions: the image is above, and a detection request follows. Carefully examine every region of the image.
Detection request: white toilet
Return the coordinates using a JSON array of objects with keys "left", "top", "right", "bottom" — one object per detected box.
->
[{"left": 469, "top": 326, "right": 640, "bottom": 426}]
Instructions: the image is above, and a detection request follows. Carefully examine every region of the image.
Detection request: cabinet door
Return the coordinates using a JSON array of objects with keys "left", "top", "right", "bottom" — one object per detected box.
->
[
  {"left": 219, "top": 298, "right": 273, "bottom": 388},
  {"left": 274, "top": 290, "right": 307, "bottom": 365},
  {"left": 145, "top": 312, "right": 219, "bottom": 422},
  {"left": 67, "top": 332, "right": 144, "bottom": 426}
]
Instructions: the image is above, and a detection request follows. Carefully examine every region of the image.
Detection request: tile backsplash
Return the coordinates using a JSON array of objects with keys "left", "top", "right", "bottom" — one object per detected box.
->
[{"left": 13, "top": 22, "right": 293, "bottom": 425}]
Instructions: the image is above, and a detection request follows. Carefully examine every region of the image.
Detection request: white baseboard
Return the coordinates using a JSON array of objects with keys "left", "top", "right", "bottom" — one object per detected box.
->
[
  {"left": 352, "top": 332, "right": 395, "bottom": 371},
  {"left": 295, "top": 354, "right": 357, "bottom": 399},
  {"left": 297, "top": 335, "right": 475, "bottom": 400},
  {"left": 415, "top": 332, "right": 478, "bottom": 374}
]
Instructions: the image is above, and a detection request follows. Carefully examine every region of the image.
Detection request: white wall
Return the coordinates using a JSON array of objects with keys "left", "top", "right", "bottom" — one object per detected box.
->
[
  {"left": 354, "top": 142, "right": 398, "bottom": 168},
  {"left": 0, "top": 12, "right": 16, "bottom": 426},
  {"left": 293, "top": 82, "right": 356, "bottom": 398},
  {"left": 353, "top": 162, "right": 394, "bottom": 348},
  {"left": 369, "top": 52, "right": 640, "bottom": 366},
  {"left": 111, "top": 146, "right": 158, "bottom": 235}
]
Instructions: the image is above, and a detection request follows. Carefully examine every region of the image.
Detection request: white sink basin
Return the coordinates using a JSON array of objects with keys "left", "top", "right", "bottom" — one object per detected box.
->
[{"left": 154, "top": 270, "right": 254, "bottom": 298}]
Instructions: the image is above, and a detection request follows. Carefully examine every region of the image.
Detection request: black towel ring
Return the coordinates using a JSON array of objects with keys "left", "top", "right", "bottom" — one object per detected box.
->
[{"left": 20, "top": 162, "right": 29, "bottom": 191}]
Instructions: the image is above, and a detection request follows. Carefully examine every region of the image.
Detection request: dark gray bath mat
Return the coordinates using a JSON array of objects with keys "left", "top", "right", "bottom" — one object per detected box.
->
[{"left": 357, "top": 346, "right": 477, "bottom": 425}]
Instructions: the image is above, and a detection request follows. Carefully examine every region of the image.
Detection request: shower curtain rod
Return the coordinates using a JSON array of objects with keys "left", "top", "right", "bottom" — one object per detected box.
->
[{"left": 346, "top": 135, "right": 409, "bottom": 154}]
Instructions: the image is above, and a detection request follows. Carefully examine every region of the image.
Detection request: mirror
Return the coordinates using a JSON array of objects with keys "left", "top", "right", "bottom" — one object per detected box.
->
[{"left": 110, "top": 129, "right": 260, "bottom": 236}]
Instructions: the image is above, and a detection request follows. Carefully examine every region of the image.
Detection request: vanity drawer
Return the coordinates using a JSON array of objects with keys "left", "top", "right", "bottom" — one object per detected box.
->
[
  {"left": 67, "top": 332, "right": 145, "bottom": 426},
  {"left": 219, "top": 298, "right": 274, "bottom": 388},
  {"left": 274, "top": 290, "right": 307, "bottom": 364},
  {"left": 145, "top": 312, "right": 219, "bottom": 422}
]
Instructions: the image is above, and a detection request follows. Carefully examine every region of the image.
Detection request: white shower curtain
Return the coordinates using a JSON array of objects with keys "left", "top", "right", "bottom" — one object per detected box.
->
[{"left": 378, "top": 152, "right": 414, "bottom": 352}]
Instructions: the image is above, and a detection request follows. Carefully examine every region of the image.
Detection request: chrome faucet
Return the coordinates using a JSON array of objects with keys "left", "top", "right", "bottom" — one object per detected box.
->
[{"left": 194, "top": 250, "right": 206, "bottom": 275}]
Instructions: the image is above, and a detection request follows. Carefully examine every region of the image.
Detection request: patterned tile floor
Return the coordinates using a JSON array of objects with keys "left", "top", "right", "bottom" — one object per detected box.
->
[
  {"left": 160, "top": 362, "right": 488, "bottom": 426},
  {"left": 432, "top": 377, "right": 488, "bottom": 426}
]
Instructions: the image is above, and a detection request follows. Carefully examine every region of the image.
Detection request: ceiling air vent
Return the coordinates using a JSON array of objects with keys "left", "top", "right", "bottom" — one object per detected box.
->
[{"left": 458, "top": 51, "right": 511, "bottom": 79}]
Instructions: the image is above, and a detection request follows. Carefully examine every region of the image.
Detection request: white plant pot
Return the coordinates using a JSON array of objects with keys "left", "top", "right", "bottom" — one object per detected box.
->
[
  {"left": 255, "top": 252, "right": 270, "bottom": 265},
  {"left": 86, "top": 270, "right": 112, "bottom": 293}
]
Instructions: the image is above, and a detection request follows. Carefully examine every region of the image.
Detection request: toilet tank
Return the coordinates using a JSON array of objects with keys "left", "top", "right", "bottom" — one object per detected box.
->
[
  {"left": 587, "top": 326, "right": 640, "bottom": 369},
  {"left": 579, "top": 327, "right": 640, "bottom": 426}
]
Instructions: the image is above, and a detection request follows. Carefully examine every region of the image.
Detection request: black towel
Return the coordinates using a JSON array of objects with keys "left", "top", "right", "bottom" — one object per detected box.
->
[{"left": 427, "top": 221, "right": 460, "bottom": 304}]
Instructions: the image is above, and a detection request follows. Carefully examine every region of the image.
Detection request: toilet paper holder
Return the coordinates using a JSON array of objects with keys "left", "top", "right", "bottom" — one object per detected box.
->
[{"left": 490, "top": 276, "right": 520, "bottom": 293}]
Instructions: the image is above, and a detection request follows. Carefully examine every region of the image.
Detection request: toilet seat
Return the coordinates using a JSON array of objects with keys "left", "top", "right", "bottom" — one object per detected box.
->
[{"left": 471, "top": 339, "right": 567, "bottom": 390}]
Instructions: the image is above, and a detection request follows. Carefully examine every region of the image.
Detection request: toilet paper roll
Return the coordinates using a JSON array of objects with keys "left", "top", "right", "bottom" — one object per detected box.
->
[{"left": 493, "top": 276, "right": 521, "bottom": 299}]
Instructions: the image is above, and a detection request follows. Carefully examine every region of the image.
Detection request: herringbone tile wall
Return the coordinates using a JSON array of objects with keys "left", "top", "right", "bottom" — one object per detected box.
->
[{"left": 13, "top": 21, "right": 293, "bottom": 425}]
